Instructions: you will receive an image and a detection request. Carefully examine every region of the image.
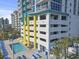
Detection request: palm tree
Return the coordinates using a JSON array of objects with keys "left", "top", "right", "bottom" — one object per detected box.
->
[
  {"left": 51, "top": 40, "right": 63, "bottom": 59},
  {"left": 55, "top": 37, "right": 71, "bottom": 59},
  {"left": 52, "top": 47, "right": 60, "bottom": 59},
  {"left": 61, "top": 37, "right": 71, "bottom": 59},
  {"left": 51, "top": 37, "right": 71, "bottom": 59}
]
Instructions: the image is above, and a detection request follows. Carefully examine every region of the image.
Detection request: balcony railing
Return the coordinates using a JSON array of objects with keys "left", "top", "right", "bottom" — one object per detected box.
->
[
  {"left": 36, "top": 0, "right": 48, "bottom": 4},
  {"left": 36, "top": 1, "right": 48, "bottom": 12}
]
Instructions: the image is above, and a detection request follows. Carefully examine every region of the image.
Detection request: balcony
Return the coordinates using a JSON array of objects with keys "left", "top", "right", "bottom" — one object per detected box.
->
[
  {"left": 36, "top": 0, "right": 48, "bottom": 4},
  {"left": 26, "top": 0, "right": 31, "bottom": 4},
  {"left": 27, "top": 4, "right": 32, "bottom": 9},
  {"left": 51, "top": 0, "right": 62, "bottom": 3},
  {"left": 36, "top": 1, "right": 48, "bottom": 12}
]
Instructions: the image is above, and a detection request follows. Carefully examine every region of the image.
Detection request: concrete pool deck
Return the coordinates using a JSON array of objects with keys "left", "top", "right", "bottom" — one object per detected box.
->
[
  {"left": 3, "top": 40, "right": 55, "bottom": 59},
  {"left": 4, "top": 40, "right": 35, "bottom": 59}
]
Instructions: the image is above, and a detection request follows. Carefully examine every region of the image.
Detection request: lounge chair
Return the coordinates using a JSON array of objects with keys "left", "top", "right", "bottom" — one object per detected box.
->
[{"left": 22, "top": 55, "right": 27, "bottom": 59}]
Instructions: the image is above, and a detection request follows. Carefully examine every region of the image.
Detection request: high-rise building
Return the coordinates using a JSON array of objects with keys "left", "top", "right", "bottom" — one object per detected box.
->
[
  {"left": 4, "top": 18, "right": 9, "bottom": 29},
  {"left": 17, "top": 0, "right": 79, "bottom": 58},
  {"left": 0, "top": 17, "right": 9, "bottom": 29},
  {"left": 0, "top": 17, "right": 4, "bottom": 28},
  {"left": 11, "top": 10, "right": 21, "bottom": 32},
  {"left": 4, "top": 18, "right": 9, "bottom": 25}
]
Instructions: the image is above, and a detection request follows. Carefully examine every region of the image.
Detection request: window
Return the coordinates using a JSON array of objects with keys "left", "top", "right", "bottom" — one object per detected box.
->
[
  {"left": 70, "top": 9, "right": 71, "bottom": 13},
  {"left": 26, "top": 34, "right": 28, "bottom": 36},
  {"left": 69, "top": 28, "right": 71, "bottom": 31},
  {"left": 61, "top": 31, "right": 67, "bottom": 33},
  {"left": 30, "top": 36, "right": 34, "bottom": 38},
  {"left": 50, "top": 24, "right": 59, "bottom": 27},
  {"left": 40, "top": 14, "right": 46, "bottom": 20},
  {"left": 70, "top": 3, "right": 72, "bottom": 6},
  {"left": 61, "top": 16, "right": 66, "bottom": 20},
  {"left": 51, "top": 2, "right": 62, "bottom": 11},
  {"left": 69, "top": 22, "right": 71, "bottom": 24},
  {"left": 30, "top": 25, "right": 33, "bottom": 26},
  {"left": 36, "top": 37, "right": 38, "bottom": 39},
  {"left": 36, "top": 25, "right": 38, "bottom": 27},
  {"left": 30, "top": 30, "right": 34, "bottom": 32},
  {"left": 61, "top": 25, "right": 67, "bottom": 27},
  {"left": 73, "top": 0, "right": 76, "bottom": 15},
  {"left": 50, "top": 31, "right": 58, "bottom": 35},
  {"left": 36, "top": 16, "right": 38, "bottom": 20},
  {"left": 78, "top": 11, "right": 79, "bottom": 15},
  {"left": 36, "top": 31, "right": 38, "bottom": 33},
  {"left": 61, "top": 37, "right": 64, "bottom": 39},
  {"left": 54, "top": 15, "right": 58, "bottom": 20},
  {"left": 40, "top": 24, "right": 46, "bottom": 27},
  {"left": 50, "top": 38, "right": 58, "bottom": 42},
  {"left": 65, "top": 0, "right": 67, "bottom": 12},
  {"left": 40, "top": 38, "right": 46, "bottom": 42},
  {"left": 50, "top": 14, "right": 58, "bottom": 20},
  {"left": 40, "top": 31, "right": 46, "bottom": 34},
  {"left": 29, "top": 17, "right": 33, "bottom": 20}
]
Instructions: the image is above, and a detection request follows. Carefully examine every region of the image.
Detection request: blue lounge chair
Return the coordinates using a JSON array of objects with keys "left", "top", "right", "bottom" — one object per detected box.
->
[
  {"left": 4, "top": 56, "right": 10, "bottom": 59},
  {"left": 18, "top": 56, "right": 22, "bottom": 59},
  {"left": 22, "top": 55, "right": 27, "bottom": 59},
  {"left": 2, "top": 48, "right": 8, "bottom": 56},
  {"left": 32, "top": 55, "right": 37, "bottom": 59}
]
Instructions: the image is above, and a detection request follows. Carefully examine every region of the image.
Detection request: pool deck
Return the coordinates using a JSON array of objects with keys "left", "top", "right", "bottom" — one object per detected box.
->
[
  {"left": 3, "top": 40, "right": 55, "bottom": 59},
  {"left": 4, "top": 40, "right": 36, "bottom": 59}
]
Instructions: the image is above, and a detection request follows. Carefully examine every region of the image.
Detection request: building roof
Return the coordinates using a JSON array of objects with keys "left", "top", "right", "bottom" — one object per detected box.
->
[{"left": 28, "top": 10, "right": 69, "bottom": 16}]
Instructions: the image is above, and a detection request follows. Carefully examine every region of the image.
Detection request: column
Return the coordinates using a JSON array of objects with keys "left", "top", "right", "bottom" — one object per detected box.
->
[
  {"left": 34, "top": 16, "right": 37, "bottom": 49},
  {"left": 27, "top": 16, "right": 30, "bottom": 46}
]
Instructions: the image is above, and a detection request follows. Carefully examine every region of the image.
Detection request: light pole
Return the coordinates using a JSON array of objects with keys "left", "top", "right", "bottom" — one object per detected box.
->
[{"left": 45, "top": 49, "right": 49, "bottom": 59}]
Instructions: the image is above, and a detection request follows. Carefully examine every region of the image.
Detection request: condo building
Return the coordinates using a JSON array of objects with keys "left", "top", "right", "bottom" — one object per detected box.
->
[
  {"left": 11, "top": 10, "right": 21, "bottom": 32},
  {"left": 0, "top": 17, "right": 9, "bottom": 29},
  {"left": 17, "top": 0, "right": 79, "bottom": 58}
]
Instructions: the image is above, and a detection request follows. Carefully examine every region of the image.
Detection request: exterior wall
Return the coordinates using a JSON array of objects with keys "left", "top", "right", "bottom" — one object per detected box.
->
[
  {"left": 25, "top": 13, "right": 69, "bottom": 52},
  {"left": 66, "top": 0, "right": 79, "bottom": 37}
]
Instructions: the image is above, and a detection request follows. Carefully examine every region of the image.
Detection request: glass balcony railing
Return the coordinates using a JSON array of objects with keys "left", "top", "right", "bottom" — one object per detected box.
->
[
  {"left": 36, "top": 0, "right": 48, "bottom": 4},
  {"left": 51, "top": 0, "right": 62, "bottom": 3},
  {"left": 36, "top": 1, "right": 48, "bottom": 12}
]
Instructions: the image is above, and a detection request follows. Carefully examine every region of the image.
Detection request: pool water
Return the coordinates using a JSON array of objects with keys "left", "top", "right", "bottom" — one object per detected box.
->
[{"left": 10, "top": 43, "right": 26, "bottom": 54}]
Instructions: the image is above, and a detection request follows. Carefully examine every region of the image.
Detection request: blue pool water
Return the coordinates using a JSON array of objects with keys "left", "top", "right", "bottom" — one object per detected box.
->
[{"left": 10, "top": 43, "right": 26, "bottom": 54}]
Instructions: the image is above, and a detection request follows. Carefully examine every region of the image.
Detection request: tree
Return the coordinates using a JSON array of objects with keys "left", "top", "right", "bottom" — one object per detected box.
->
[
  {"left": 53, "top": 37, "right": 71, "bottom": 59},
  {"left": 60, "top": 37, "right": 70, "bottom": 59},
  {"left": 0, "top": 49, "right": 3, "bottom": 59},
  {"left": 4, "top": 32, "right": 9, "bottom": 40},
  {"left": 51, "top": 40, "right": 62, "bottom": 59},
  {"left": 52, "top": 47, "right": 60, "bottom": 59},
  {"left": 0, "top": 33, "right": 3, "bottom": 39}
]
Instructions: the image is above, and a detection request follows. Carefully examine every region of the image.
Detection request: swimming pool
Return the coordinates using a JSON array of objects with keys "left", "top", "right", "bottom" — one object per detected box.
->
[{"left": 10, "top": 43, "right": 26, "bottom": 54}]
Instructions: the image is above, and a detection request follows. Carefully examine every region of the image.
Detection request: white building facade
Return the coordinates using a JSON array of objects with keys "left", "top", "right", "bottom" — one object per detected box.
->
[
  {"left": 17, "top": 0, "right": 79, "bottom": 58},
  {"left": 11, "top": 10, "right": 21, "bottom": 32}
]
